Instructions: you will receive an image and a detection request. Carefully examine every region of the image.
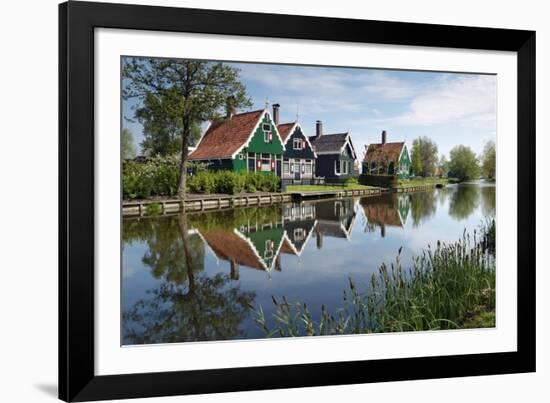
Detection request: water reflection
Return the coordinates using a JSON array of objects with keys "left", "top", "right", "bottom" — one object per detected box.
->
[
  {"left": 122, "top": 183, "right": 495, "bottom": 344},
  {"left": 361, "top": 193, "right": 410, "bottom": 236}
]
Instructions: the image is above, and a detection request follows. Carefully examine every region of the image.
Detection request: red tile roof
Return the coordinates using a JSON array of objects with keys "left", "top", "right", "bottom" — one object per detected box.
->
[
  {"left": 364, "top": 142, "right": 405, "bottom": 164},
  {"left": 189, "top": 110, "right": 264, "bottom": 160},
  {"left": 277, "top": 123, "right": 296, "bottom": 143}
]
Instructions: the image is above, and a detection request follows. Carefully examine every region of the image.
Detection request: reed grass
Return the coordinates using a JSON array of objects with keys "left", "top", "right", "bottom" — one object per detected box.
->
[{"left": 254, "top": 219, "right": 496, "bottom": 336}]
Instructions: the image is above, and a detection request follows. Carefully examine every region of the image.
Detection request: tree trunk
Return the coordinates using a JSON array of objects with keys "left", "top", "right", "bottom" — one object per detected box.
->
[{"left": 177, "top": 117, "right": 191, "bottom": 199}]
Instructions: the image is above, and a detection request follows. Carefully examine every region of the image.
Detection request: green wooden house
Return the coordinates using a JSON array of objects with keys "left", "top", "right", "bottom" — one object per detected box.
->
[
  {"left": 189, "top": 108, "right": 285, "bottom": 176},
  {"left": 363, "top": 131, "right": 411, "bottom": 179}
]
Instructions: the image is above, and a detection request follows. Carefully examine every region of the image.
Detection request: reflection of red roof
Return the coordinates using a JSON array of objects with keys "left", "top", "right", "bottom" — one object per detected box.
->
[
  {"left": 189, "top": 110, "right": 264, "bottom": 160},
  {"left": 361, "top": 195, "right": 403, "bottom": 227},
  {"left": 364, "top": 142, "right": 405, "bottom": 164},
  {"left": 277, "top": 123, "right": 295, "bottom": 143},
  {"left": 280, "top": 238, "right": 298, "bottom": 255},
  {"left": 199, "top": 229, "right": 265, "bottom": 270}
]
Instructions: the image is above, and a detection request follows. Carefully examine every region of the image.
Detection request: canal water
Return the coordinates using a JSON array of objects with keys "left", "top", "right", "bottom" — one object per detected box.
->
[{"left": 122, "top": 182, "right": 495, "bottom": 345}]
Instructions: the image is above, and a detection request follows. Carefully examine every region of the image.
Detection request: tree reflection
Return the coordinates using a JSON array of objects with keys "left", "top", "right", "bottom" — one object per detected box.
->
[
  {"left": 410, "top": 190, "right": 437, "bottom": 227},
  {"left": 122, "top": 214, "right": 256, "bottom": 344},
  {"left": 480, "top": 185, "right": 496, "bottom": 218},
  {"left": 448, "top": 185, "right": 480, "bottom": 220}
]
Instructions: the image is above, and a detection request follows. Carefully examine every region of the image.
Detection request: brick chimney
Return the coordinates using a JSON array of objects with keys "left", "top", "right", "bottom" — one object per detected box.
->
[
  {"left": 272, "top": 103, "right": 280, "bottom": 125},
  {"left": 316, "top": 120, "right": 323, "bottom": 137},
  {"left": 381, "top": 130, "right": 387, "bottom": 144}
]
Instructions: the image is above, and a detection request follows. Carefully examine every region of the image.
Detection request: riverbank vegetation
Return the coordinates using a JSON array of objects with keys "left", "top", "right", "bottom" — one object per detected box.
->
[
  {"left": 396, "top": 177, "right": 449, "bottom": 188},
  {"left": 123, "top": 157, "right": 280, "bottom": 199},
  {"left": 254, "top": 219, "right": 496, "bottom": 336}
]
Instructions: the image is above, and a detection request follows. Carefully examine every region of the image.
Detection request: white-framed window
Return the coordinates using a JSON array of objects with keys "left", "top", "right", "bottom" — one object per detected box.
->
[
  {"left": 283, "top": 163, "right": 289, "bottom": 174},
  {"left": 265, "top": 239, "right": 274, "bottom": 258},
  {"left": 335, "top": 160, "right": 348, "bottom": 175},
  {"left": 238, "top": 153, "right": 244, "bottom": 160},
  {"left": 261, "top": 159, "right": 271, "bottom": 172},
  {"left": 305, "top": 164, "right": 312, "bottom": 174},
  {"left": 294, "top": 228, "right": 305, "bottom": 241},
  {"left": 262, "top": 123, "right": 272, "bottom": 143},
  {"left": 293, "top": 138, "right": 302, "bottom": 150}
]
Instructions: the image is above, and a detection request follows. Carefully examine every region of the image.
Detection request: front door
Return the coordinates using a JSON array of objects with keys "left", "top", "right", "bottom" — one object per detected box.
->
[{"left": 294, "top": 159, "right": 301, "bottom": 181}]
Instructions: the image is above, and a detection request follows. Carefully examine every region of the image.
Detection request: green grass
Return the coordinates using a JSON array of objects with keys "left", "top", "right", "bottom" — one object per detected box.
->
[
  {"left": 286, "top": 184, "right": 373, "bottom": 192},
  {"left": 396, "top": 177, "right": 449, "bottom": 188},
  {"left": 254, "top": 219, "right": 496, "bottom": 337}
]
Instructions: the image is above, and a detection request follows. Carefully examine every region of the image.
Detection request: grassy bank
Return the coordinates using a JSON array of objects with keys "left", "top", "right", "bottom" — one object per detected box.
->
[
  {"left": 396, "top": 177, "right": 449, "bottom": 188},
  {"left": 254, "top": 220, "right": 495, "bottom": 337},
  {"left": 286, "top": 184, "right": 373, "bottom": 192}
]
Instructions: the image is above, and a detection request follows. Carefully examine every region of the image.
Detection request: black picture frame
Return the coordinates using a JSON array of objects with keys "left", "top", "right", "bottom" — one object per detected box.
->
[{"left": 59, "top": 1, "right": 536, "bottom": 401}]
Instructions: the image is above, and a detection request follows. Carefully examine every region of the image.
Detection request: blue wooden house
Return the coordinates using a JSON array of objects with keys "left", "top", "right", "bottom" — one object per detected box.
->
[{"left": 308, "top": 121, "right": 357, "bottom": 182}]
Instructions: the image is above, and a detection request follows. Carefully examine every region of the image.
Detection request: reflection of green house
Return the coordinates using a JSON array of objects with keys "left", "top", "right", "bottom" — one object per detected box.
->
[
  {"left": 363, "top": 131, "right": 411, "bottom": 179},
  {"left": 281, "top": 203, "right": 317, "bottom": 256},
  {"left": 360, "top": 193, "right": 410, "bottom": 237},
  {"left": 197, "top": 220, "right": 285, "bottom": 278},
  {"left": 189, "top": 108, "right": 285, "bottom": 175}
]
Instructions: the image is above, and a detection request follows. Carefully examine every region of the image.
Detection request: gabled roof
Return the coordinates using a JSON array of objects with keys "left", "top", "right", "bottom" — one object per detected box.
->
[
  {"left": 278, "top": 122, "right": 317, "bottom": 157},
  {"left": 277, "top": 123, "right": 296, "bottom": 143},
  {"left": 364, "top": 142, "right": 405, "bottom": 164},
  {"left": 189, "top": 109, "right": 283, "bottom": 160},
  {"left": 309, "top": 132, "right": 357, "bottom": 158},
  {"left": 198, "top": 228, "right": 273, "bottom": 271}
]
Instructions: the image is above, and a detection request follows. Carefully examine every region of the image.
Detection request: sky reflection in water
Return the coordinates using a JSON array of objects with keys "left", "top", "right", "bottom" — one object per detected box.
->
[{"left": 122, "top": 183, "right": 495, "bottom": 345}]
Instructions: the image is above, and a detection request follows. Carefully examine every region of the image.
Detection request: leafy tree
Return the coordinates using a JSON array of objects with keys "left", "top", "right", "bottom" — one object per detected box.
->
[
  {"left": 410, "top": 137, "right": 438, "bottom": 177},
  {"left": 123, "top": 58, "right": 251, "bottom": 198},
  {"left": 410, "top": 145, "right": 422, "bottom": 176},
  {"left": 448, "top": 145, "right": 481, "bottom": 181},
  {"left": 121, "top": 128, "right": 137, "bottom": 160},
  {"left": 481, "top": 140, "right": 496, "bottom": 179},
  {"left": 438, "top": 155, "right": 449, "bottom": 177},
  {"left": 135, "top": 88, "right": 202, "bottom": 156}
]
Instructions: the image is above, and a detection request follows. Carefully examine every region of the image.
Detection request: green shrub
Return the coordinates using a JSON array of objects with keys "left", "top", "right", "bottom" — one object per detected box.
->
[
  {"left": 345, "top": 177, "right": 358, "bottom": 186},
  {"left": 122, "top": 156, "right": 180, "bottom": 199},
  {"left": 123, "top": 158, "right": 281, "bottom": 199}
]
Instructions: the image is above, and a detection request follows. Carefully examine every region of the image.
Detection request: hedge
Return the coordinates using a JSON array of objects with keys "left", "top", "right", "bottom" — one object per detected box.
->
[{"left": 123, "top": 157, "right": 280, "bottom": 199}]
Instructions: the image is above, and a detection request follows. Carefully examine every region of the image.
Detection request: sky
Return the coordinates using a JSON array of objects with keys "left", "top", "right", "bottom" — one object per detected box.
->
[{"left": 123, "top": 60, "right": 497, "bottom": 159}]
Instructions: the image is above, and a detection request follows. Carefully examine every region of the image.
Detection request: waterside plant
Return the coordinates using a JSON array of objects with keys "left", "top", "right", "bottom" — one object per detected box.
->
[{"left": 254, "top": 219, "right": 496, "bottom": 337}]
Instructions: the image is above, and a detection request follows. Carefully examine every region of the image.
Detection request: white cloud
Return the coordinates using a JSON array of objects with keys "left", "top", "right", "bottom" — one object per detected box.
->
[
  {"left": 372, "top": 74, "right": 497, "bottom": 128},
  {"left": 234, "top": 64, "right": 420, "bottom": 117}
]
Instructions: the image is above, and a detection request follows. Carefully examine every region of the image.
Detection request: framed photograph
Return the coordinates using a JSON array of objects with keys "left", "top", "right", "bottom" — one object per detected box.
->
[{"left": 59, "top": 1, "right": 535, "bottom": 401}]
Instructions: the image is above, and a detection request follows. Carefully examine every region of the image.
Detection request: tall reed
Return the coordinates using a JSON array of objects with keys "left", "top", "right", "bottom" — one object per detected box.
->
[{"left": 254, "top": 220, "right": 495, "bottom": 336}]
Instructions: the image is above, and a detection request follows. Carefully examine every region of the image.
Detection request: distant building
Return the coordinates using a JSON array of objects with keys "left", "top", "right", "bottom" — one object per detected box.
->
[
  {"left": 309, "top": 121, "right": 357, "bottom": 182},
  {"left": 363, "top": 131, "right": 411, "bottom": 179}
]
